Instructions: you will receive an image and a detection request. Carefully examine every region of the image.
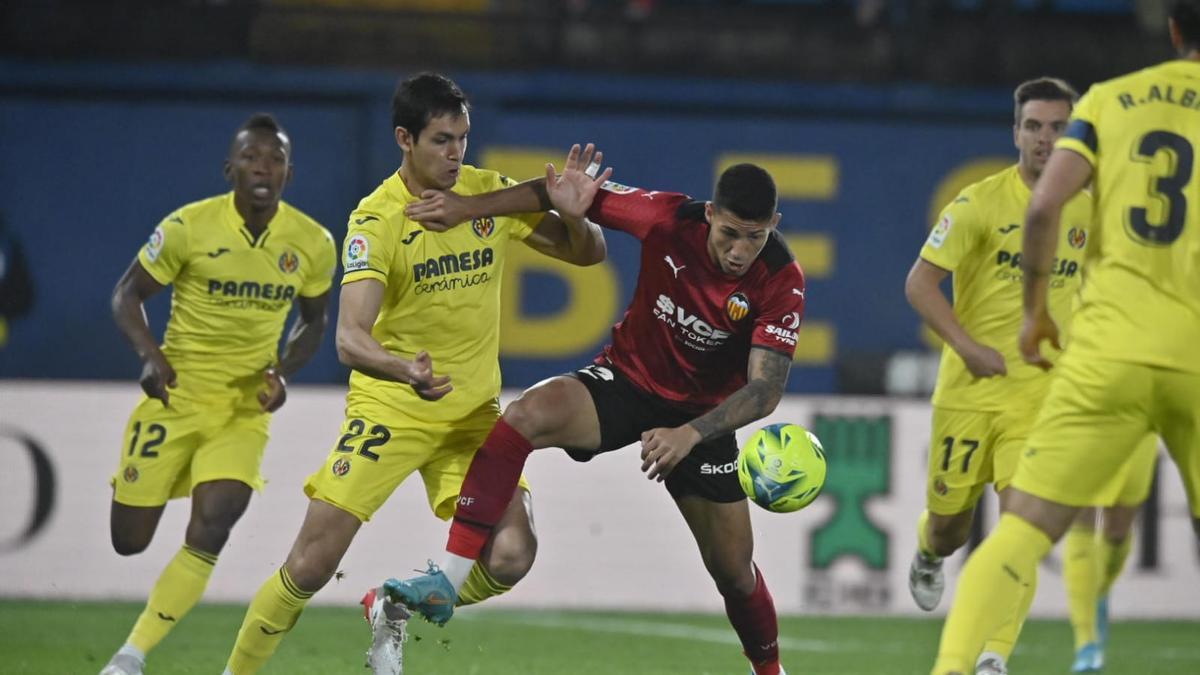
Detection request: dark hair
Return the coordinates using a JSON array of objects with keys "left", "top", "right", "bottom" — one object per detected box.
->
[
  {"left": 230, "top": 113, "right": 290, "bottom": 155},
  {"left": 1173, "top": 1, "right": 1200, "bottom": 49},
  {"left": 713, "top": 163, "right": 777, "bottom": 222},
  {"left": 391, "top": 72, "right": 469, "bottom": 142},
  {"left": 1013, "top": 77, "right": 1078, "bottom": 124}
]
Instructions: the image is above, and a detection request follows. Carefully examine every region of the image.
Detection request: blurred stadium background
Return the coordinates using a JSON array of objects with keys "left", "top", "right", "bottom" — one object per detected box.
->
[{"left": 1, "top": 1, "right": 1197, "bottom": 674}]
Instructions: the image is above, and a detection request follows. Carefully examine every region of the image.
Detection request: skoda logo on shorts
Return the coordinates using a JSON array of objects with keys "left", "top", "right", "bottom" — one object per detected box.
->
[
  {"left": 123, "top": 466, "right": 140, "bottom": 483},
  {"left": 332, "top": 458, "right": 351, "bottom": 477}
]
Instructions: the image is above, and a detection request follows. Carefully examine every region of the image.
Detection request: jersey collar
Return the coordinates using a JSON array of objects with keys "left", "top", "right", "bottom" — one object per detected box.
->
[{"left": 222, "top": 191, "right": 283, "bottom": 247}]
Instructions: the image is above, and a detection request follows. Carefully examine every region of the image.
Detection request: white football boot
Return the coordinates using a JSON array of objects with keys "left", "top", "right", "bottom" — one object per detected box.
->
[{"left": 362, "top": 585, "right": 411, "bottom": 675}]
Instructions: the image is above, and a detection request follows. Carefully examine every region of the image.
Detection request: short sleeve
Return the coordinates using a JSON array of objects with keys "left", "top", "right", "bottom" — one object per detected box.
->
[
  {"left": 918, "top": 192, "right": 981, "bottom": 273},
  {"left": 301, "top": 227, "right": 337, "bottom": 297},
  {"left": 137, "top": 211, "right": 189, "bottom": 285},
  {"left": 1056, "top": 87, "right": 1101, "bottom": 168},
  {"left": 587, "top": 182, "right": 690, "bottom": 240},
  {"left": 341, "top": 212, "right": 395, "bottom": 286},
  {"left": 750, "top": 262, "right": 807, "bottom": 357}
]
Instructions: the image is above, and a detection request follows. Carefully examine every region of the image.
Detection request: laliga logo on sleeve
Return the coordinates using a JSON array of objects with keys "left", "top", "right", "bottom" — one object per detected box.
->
[
  {"left": 344, "top": 235, "right": 369, "bottom": 271},
  {"left": 278, "top": 250, "right": 300, "bottom": 274},
  {"left": 472, "top": 217, "right": 496, "bottom": 240},
  {"left": 145, "top": 226, "right": 165, "bottom": 262}
]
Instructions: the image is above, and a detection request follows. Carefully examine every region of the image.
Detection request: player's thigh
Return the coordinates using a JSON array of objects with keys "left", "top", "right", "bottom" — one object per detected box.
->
[
  {"left": 1013, "top": 356, "right": 1154, "bottom": 507},
  {"left": 111, "top": 397, "right": 205, "bottom": 508},
  {"left": 675, "top": 494, "right": 755, "bottom": 588},
  {"left": 303, "top": 414, "right": 429, "bottom": 522},
  {"left": 991, "top": 405, "right": 1039, "bottom": 493},
  {"left": 1153, "top": 368, "right": 1200, "bottom": 518},
  {"left": 1114, "top": 434, "right": 1160, "bottom": 507},
  {"left": 189, "top": 408, "right": 270, "bottom": 498},
  {"left": 419, "top": 410, "right": 533, "bottom": 521},
  {"left": 505, "top": 374, "right": 601, "bottom": 449},
  {"left": 926, "top": 407, "right": 993, "bottom": 516}
]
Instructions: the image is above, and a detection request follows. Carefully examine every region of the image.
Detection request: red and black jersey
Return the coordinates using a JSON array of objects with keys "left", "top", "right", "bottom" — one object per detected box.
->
[{"left": 586, "top": 182, "right": 806, "bottom": 412}]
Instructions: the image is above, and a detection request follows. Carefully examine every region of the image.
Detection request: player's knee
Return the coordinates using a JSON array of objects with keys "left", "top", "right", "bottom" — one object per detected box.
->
[
  {"left": 710, "top": 561, "right": 756, "bottom": 597},
  {"left": 284, "top": 550, "right": 337, "bottom": 592},
  {"left": 502, "top": 392, "right": 557, "bottom": 442},
  {"left": 485, "top": 535, "right": 537, "bottom": 586},
  {"left": 111, "top": 530, "right": 152, "bottom": 556}
]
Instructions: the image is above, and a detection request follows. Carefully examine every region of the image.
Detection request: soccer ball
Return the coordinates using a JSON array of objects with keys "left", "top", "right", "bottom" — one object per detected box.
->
[{"left": 738, "top": 423, "right": 827, "bottom": 513}]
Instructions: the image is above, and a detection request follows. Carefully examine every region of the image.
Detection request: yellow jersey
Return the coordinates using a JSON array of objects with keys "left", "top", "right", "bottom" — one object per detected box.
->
[
  {"left": 341, "top": 166, "right": 541, "bottom": 424},
  {"left": 138, "top": 193, "right": 336, "bottom": 404},
  {"left": 920, "top": 165, "right": 1093, "bottom": 410},
  {"left": 1057, "top": 60, "right": 1200, "bottom": 374}
]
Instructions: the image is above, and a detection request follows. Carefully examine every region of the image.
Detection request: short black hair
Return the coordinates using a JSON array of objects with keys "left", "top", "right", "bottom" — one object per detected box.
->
[
  {"left": 713, "top": 163, "right": 777, "bottom": 222},
  {"left": 230, "top": 113, "right": 290, "bottom": 155},
  {"left": 1013, "top": 77, "right": 1078, "bottom": 124},
  {"left": 1173, "top": 0, "right": 1200, "bottom": 49},
  {"left": 391, "top": 72, "right": 469, "bottom": 142}
]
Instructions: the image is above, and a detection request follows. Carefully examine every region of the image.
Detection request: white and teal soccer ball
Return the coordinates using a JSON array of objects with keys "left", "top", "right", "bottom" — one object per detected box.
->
[{"left": 738, "top": 423, "right": 827, "bottom": 513}]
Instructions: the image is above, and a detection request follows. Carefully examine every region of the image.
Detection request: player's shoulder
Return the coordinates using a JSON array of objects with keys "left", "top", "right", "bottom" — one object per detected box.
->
[
  {"left": 278, "top": 201, "right": 335, "bottom": 249},
  {"left": 353, "top": 179, "right": 406, "bottom": 226},
  {"left": 756, "top": 230, "right": 800, "bottom": 277},
  {"left": 962, "top": 165, "right": 1018, "bottom": 202},
  {"left": 171, "top": 193, "right": 228, "bottom": 224}
]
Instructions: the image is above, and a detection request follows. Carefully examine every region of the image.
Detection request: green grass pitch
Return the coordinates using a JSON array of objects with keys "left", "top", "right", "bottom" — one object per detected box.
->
[{"left": 1, "top": 600, "right": 1196, "bottom": 674}]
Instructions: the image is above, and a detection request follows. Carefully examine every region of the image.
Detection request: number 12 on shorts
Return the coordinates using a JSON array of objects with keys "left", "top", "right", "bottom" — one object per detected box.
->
[{"left": 941, "top": 436, "right": 980, "bottom": 473}]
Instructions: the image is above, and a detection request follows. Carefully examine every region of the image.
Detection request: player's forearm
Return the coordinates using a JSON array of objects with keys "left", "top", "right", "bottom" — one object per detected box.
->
[
  {"left": 468, "top": 179, "right": 552, "bottom": 219},
  {"left": 905, "top": 281, "right": 977, "bottom": 357},
  {"left": 688, "top": 379, "right": 783, "bottom": 442},
  {"left": 560, "top": 214, "right": 607, "bottom": 266},
  {"left": 1021, "top": 203, "right": 1061, "bottom": 315},
  {"left": 335, "top": 327, "right": 413, "bottom": 384},
  {"left": 111, "top": 289, "right": 163, "bottom": 363},
  {"left": 277, "top": 314, "right": 327, "bottom": 378}
]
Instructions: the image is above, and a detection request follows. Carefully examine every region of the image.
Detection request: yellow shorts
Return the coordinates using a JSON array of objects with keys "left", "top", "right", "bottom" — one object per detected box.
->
[
  {"left": 112, "top": 394, "right": 269, "bottom": 507},
  {"left": 926, "top": 405, "right": 1036, "bottom": 515},
  {"left": 304, "top": 403, "right": 531, "bottom": 522},
  {"left": 1014, "top": 353, "right": 1200, "bottom": 517},
  {"left": 1113, "top": 434, "right": 1159, "bottom": 507}
]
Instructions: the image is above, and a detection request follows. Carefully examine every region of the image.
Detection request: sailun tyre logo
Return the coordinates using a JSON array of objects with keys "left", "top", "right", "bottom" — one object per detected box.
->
[
  {"left": 726, "top": 293, "right": 750, "bottom": 321},
  {"left": 278, "top": 251, "right": 300, "bottom": 274},
  {"left": 472, "top": 217, "right": 496, "bottom": 240}
]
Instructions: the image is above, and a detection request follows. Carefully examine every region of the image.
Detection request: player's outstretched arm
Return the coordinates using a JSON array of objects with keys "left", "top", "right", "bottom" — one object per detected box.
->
[
  {"left": 905, "top": 257, "right": 1006, "bottom": 378},
  {"left": 111, "top": 258, "right": 176, "bottom": 406},
  {"left": 335, "top": 279, "right": 452, "bottom": 400},
  {"left": 403, "top": 143, "right": 610, "bottom": 230},
  {"left": 640, "top": 347, "right": 792, "bottom": 482}
]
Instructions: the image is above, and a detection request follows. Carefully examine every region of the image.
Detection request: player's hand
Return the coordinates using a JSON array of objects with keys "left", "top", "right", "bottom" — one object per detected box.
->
[
  {"left": 258, "top": 366, "right": 287, "bottom": 412},
  {"left": 960, "top": 342, "right": 1007, "bottom": 379},
  {"left": 639, "top": 424, "right": 702, "bottom": 482},
  {"left": 404, "top": 190, "right": 472, "bottom": 232},
  {"left": 139, "top": 353, "right": 177, "bottom": 407},
  {"left": 546, "top": 143, "right": 613, "bottom": 221},
  {"left": 406, "top": 350, "right": 453, "bottom": 401},
  {"left": 1019, "top": 310, "right": 1061, "bottom": 371}
]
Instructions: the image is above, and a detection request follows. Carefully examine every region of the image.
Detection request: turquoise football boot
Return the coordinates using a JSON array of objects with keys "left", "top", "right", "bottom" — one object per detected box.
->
[{"left": 383, "top": 561, "right": 457, "bottom": 626}]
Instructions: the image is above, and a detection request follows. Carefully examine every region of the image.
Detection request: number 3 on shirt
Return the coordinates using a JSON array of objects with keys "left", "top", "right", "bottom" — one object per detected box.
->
[{"left": 1129, "top": 130, "right": 1192, "bottom": 246}]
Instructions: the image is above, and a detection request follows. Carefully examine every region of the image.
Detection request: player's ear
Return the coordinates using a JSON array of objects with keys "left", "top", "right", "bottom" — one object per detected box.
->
[
  {"left": 704, "top": 201, "right": 714, "bottom": 222},
  {"left": 770, "top": 212, "right": 782, "bottom": 229},
  {"left": 222, "top": 160, "right": 233, "bottom": 184},
  {"left": 285, "top": 163, "right": 294, "bottom": 186},
  {"left": 395, "top": 126, "right": 413, "bottom": 154}
]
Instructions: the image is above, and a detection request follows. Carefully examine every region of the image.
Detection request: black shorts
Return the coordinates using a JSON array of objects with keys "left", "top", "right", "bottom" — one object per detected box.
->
[{"left": 567, "top": 363, "right": 744, "bottom": 504}]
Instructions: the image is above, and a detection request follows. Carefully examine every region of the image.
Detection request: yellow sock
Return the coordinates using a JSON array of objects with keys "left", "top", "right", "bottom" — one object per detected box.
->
[
  {"left": 456, "top": 562, "right": 513, "bottom": 607},
  {"left": 1098, "top": 535, "right": 1132, "bottom": 597},
  {"left": 931, "top": 514, "right": 1053, "bottom": 675},
  {"left": 1064, "top": 527, "right": 1100, "bottom": 649},
  {"left": 226, "top": 567, "right": 313, "bottom": 675},
  {"left": 981, "top": 554, "right": 1038, "bottom": 660},
  {"left": 917, "top": 510, "right": 940, "bottom": 560},
  {"left": 128, "top": 545, "right": 217, "bottom": 654}
]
